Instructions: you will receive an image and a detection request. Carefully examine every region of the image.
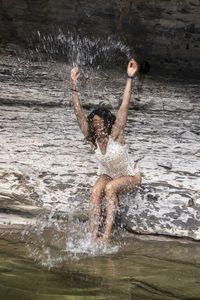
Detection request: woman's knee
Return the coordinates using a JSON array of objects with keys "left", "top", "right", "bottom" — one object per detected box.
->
[
  {"left": 135, "top": 172, "right": 142, "bottom": 187},
  {"left": 105, "top": 181, "right": 117, "bottom": 196},
  {"left": 91, "top": 183, "right": 105, "bottom": 198}
]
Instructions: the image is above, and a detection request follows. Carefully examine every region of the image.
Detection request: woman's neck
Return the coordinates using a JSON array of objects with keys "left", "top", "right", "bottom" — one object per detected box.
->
[{"left": 97, "top": 135, "right": 109, "bottom": 144}]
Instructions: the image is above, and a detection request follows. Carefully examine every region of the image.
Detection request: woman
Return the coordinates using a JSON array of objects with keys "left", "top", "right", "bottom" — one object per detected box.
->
[{"left": 70, "top": 59, "right": 141, "bottom": 241}]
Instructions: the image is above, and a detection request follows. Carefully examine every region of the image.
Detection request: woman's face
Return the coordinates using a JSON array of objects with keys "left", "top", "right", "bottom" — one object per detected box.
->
[{"left": 92, "top": 115, "right": 108, "bottom": 137}]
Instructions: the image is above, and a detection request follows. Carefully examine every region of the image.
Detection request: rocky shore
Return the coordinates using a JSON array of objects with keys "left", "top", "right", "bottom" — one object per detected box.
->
[{"left": 0, "top": 43, "right": 200, "bottom": 240}]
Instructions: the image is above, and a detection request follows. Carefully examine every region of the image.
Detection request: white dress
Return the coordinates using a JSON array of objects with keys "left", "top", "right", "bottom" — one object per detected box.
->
[{"left": 94, "top": 136, "right": 139, "bottom": 179}]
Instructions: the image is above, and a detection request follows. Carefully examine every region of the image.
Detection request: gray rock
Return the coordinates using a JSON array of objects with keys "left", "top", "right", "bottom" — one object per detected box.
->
[
  {"left": 0, "top": 1, "right": 200, "bottom": 76},
  {"left": 0, "top": 44, "right": 200, "bottom": 240},
  {"left": 157, "top": 161, "right": 172, "bottom": 170}
]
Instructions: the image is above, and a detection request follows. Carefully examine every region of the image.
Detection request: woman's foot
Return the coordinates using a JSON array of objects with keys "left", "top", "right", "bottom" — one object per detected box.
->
[{"left": 96, "top": 235, "right": 110, "bottom": 246}]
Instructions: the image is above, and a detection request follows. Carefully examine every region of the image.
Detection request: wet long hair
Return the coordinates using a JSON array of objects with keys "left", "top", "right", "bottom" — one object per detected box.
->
[{"left": 87, "top": 107, "right": 116, "bottom": 148}]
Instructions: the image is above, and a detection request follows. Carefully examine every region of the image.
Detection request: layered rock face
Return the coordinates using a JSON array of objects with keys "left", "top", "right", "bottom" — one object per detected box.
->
[
  {"left": 0, "top": 0, "right": 200, "bottom": 75},
  {"left": 0, "top": 44, "right": 199, "bottom": 239}
]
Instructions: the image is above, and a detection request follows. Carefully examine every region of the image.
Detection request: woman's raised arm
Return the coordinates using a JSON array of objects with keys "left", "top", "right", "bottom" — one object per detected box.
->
[
  {"left": 111, "top": 59, "right": 138, "bottom": 139},
  {"left": 70, "top": 67, "right": 89, "bottom": 138}
]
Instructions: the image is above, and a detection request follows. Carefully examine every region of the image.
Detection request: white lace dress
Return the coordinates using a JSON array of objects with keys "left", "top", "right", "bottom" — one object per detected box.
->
[{"left": 94, "top": 136, "right": 139, "bottom": 179}]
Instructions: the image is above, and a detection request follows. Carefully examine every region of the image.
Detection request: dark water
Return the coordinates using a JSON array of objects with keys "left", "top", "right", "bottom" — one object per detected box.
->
[{"left": 1, "top": 226, "right": 200, "bottom": 300}]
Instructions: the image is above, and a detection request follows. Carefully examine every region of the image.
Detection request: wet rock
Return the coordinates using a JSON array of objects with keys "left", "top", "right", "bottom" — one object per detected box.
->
[
  {"left": 0, "top": 1, "right": 200, "bottom": 76},
  {"left": 0, "top": 45, "right": 200, "bottom": 241},
  {"left": 157, "top": 161, "right": 172, "bottom": 170},
  {"left": 119, "top": 185, "right": 200, "bottom": 240}
]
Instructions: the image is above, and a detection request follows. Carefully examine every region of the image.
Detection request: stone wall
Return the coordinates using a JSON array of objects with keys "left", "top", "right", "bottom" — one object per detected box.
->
[
  {"left": 0, "top": 0, "right": 200, "bottom": 75},
  {"left": 0, "top": 44, "right": 200, "bottom": 239}
]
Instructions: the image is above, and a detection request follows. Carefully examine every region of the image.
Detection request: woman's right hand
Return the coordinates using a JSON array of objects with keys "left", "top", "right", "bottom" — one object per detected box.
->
[{"left": 70, "top": 67, "right": 80, "bottom": 87}]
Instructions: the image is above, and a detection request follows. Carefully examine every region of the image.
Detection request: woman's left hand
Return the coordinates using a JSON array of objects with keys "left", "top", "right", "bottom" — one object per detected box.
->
[{"left": 127, "top": 59, "right": 138, "bottom": 77}]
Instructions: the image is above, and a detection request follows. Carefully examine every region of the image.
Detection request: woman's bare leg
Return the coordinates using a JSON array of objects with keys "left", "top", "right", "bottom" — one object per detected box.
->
[
  {"left": 103, "top": 172, "right": 142, "bottom": 239},
  {"left": 90, "top": 174, "right": 112, "bottom": 238}
]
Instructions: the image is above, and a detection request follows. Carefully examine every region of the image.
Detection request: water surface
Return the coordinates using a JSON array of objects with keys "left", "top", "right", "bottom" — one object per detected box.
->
[{"left": 1, "top": 226, "right": 200, "bottom": 300}]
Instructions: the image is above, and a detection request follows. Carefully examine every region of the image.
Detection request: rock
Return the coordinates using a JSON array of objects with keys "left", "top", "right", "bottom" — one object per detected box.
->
[
  {"left": 194, "top": 198, "right": 200, "bottom": 208},
  {"left": 157, "top": 161, "right": 172, "bottom": 170},
  {"left": 0, "top": 44, "right": 200, "bottom": 240},
  {"left": 0, "top": 213, "right": 37, "bottom": 226},
  {"left": 0, "top": 1, "right": 200, "bottom": 77},
  {"left": 119, "top": 185, "right": 200, "bottom": 240},
  {"left": 190, "top": 123, "right": 200, "bottom": 135},
  {"left": 181, "top": 131, "right": 199, "bottom": 140}
]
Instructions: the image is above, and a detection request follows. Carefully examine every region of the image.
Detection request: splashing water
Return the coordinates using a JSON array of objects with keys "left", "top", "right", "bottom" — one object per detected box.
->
[
  {"left": 27, "top": 29, "right": 134, "bottom": 68},
  {"left": 20, "top": 214, "right": 123, "bottom": 269}
]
